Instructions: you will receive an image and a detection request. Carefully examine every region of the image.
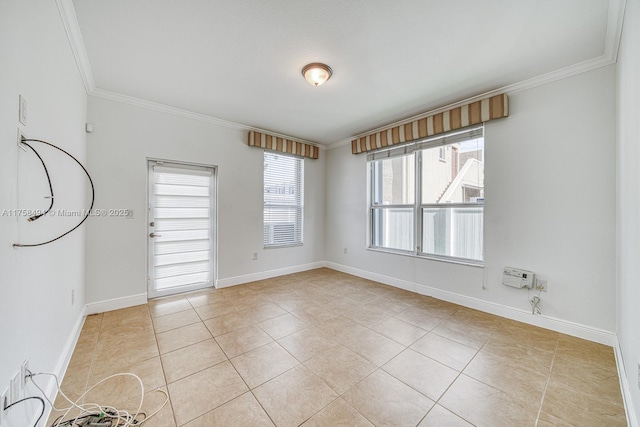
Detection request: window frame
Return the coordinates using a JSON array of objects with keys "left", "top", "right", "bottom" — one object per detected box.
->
[
  {"left": 366, "top": 127, "right": 484, "bottom": 266},
  {"left": 263, "top": 151, "right": 304, "bottom": 249}
]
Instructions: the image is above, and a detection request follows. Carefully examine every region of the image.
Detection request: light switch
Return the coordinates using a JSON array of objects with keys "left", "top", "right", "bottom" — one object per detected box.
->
[{"left": 18, "top": 95, "right": 27, "bottom": 125}]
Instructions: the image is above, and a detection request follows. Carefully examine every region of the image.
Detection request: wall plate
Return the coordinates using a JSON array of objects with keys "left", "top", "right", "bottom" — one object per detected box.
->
[
  {"left": 18, "top": 95, "right": 27, "bottom": 125},
  {"left": 0, "top": 387, "right": 7, "bottom": 424},
  {"left": 17, "top": 129, "right": 26, "bottom": 149},
  {"left": 20, "top": 360, "right": 29, "bottom": 389},
  {"left": 10, "top": 372, "right": 20, "bottom": 404}
]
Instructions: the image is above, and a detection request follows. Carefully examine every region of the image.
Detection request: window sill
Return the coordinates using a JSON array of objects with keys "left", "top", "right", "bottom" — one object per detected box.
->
[
  {"left": 366, "top": 246, "right": 484, "bottom": 268},
  {"left": 264, "top": 243, "right": 303, "bottom": 249}
]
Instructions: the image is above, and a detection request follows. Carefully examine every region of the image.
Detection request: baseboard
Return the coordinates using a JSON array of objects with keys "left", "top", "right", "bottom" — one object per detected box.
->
[
  {"left": 35, "top": 306, "right": 86, "bottom": 427},
  {"left": 58, "top": 263, "right": 635, "bottom": 425},
  {"left": 82, "top": 262, "right": 617, "bottom": 346},
  {"left": 325, "top": 261, "right": 617, "bottom": 346},
  {"left": 326, "top": 261, "right": 418, "bottom": 293},
  {"left": 216, "top": 261, "right": 327, "bottom": 289},
  {"left": 83, "top": 262, "right": 326, "bottom": 314},
  {"left": 615, "top": 342, "right": 639, "bottom": 427},
  {"left": 85, "top": 292, "right": 148, "bottom": 315}
]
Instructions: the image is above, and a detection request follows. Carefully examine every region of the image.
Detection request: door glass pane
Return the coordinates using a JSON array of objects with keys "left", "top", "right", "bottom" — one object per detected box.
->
[{"left": 150, "top": 165, "right": 214, "bottom": 296}]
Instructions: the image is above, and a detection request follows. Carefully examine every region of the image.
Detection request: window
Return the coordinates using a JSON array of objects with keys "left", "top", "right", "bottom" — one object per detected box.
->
[
  {"left": 264, "top": 152, "right": 304, "bottom": 247},
  {"left": 369, "top": 127, "right": 484, "bottom": 263}
]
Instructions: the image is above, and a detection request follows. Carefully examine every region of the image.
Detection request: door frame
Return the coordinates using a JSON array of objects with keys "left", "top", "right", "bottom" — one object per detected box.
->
[{"left": 146, "top": 158, "right": 218, "bottom": 299}]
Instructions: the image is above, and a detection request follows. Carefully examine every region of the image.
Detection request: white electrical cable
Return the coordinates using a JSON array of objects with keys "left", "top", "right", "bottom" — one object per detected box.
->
[
  {"left": 29, "top": 370, "right": 169, "bottom": 426},
  {"left": 527, "top": 285, "right": 543, "bottom": 316},
  {"left": 530, "top": 296, "right": 541, "bottom": 315},
  {"left": 137, "top": 388, "right": 169, "bottom": 425},
  {"left": 58, "top": 372, "right": 144, "bottom": 427}
]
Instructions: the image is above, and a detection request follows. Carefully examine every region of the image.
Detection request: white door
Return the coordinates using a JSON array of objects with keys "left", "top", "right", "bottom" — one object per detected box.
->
[{"left": 148, "top": 160, "right": 216, "bottom": 298}]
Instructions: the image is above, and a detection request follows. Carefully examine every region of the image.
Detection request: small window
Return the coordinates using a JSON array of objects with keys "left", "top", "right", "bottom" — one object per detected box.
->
[
  {"left": 263, "top": 152, "right": 304, "bottom": 247},
  {"left": 439, "top": 146, "right": 446, "bottom": 162}
]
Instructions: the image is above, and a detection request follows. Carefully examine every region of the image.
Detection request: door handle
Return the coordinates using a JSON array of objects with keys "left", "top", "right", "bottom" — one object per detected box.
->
[{"left": 149, "top": 233, "right": 162, "bottom": 238}]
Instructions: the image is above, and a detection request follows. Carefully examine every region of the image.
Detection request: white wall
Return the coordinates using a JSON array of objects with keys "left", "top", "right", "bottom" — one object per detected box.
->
[
  {"left": 326, "top": 65, "right": 617, "bottom": 337},
  {"left": 84, "top": 97, "right": 325, "bottom": 305},
  {"left": 0, "top": 0, "right": 88, "bottom": 425},
  {"left": 617, "top": 0, "right": 640, "bottom": 421}
]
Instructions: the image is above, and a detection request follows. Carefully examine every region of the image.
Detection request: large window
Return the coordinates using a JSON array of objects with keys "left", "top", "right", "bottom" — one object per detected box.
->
[
  {"left": 264, "top": 152, "right": 304, "bottom": 247},
  {"left": 369, "top": 127, "right": 484, "bottom": 263}
]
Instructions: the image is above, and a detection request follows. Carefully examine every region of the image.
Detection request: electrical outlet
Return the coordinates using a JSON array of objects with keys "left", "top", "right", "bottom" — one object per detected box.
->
[
  {"left": 71, "top": 289, "right": 75, "bottom": 305},
  {"left": 0, "top": 387, "right": 8, "bottom": 424},
  {"left": 535, "top": 278, "right": 548, "bottom": 292},
  {"left": 343, "top": 247, "right": 348, "bottom": 254},
  {"left": 17, "top": 128, "right": 25, "bottom": 147},
  {"left": 20, "top": 360, "right": 29, "bottom": 389},
  {"left": 252, "top": 252, "right": 258, "bottom": 260}
]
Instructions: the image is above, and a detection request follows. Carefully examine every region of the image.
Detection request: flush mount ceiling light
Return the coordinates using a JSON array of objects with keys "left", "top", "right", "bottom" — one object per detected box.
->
[{"left": 302, "top": 63, "right": 332, "bottom": 87}]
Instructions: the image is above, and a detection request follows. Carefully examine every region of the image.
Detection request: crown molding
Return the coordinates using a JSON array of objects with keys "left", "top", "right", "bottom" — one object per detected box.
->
[
  {"left": 89, "top": 88, "right": 324, "bottom": 149},
  {"left": 328, "top": 0, "right": 627, "bottom": 151},
  {"left": 57, "top": 0, "right": 624, "bottom": 153},
  {"left": 56, "top": 0, "right": 95, "bottom": 92},
  {"left": 56, "top": 0, "right": 323, "bottom": 149},
  {"left": 606, "top": 0, "right": 627, "bottom": 61},
  {"left": 326, "top": 56, "right": 617, "bottom": 151}
]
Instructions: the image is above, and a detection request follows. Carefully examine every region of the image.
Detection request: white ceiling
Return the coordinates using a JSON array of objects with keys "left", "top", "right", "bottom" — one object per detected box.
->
[{"left": 71, "top": 0, "right": 618, "bottom": 145}]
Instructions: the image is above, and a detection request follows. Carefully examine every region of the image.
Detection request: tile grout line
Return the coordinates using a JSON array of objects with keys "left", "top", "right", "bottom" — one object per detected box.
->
[
  {"left": 533, "top": 335, "right": 560, "bottom": 427},
  {"left": 71, "top": 271, "right": 624, "bottom": 426},
  {"left": 221, "top": 348, "right": 280, "bottom": 427},
  {"left": 153, "top": 307, "right": 178, "bottom": 427},
  {"left": 422, "top": 318, "right": 504, "bottom": 426}
]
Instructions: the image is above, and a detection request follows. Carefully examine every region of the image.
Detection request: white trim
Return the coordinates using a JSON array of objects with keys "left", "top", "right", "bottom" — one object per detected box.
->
[
  {"left": 216, "top": 262, "right": 326, "bottom": 289},
  {"left": 615, "top": 342, "right": 639, "bottom": 427},
  {"left": 327, "top": 56, "right": 617, "bottom": 151},
  {"left": 83, "top": 263, "right": 326, "bottom": 313},
  {"left": 90, "top": 89, "right": 250, "bottom": 132},
  {"left": 55, "top": 0, "right": 95, "bottom": 92},
  {"left": 89, "top": 89, "right": 324, "bottom": 150},
  {"left": 57, "top": 0, "right": 624, "bottom": 153},
  {"left": 606, "top": 0, "right": 627, "bottom": 61},
  {"left": 79, "top": 262, "right": 622, "bottom": 346},
  {"left": 326, "top": 261, "right": 419, "bottom": 292},
  {"left": 85, "top": 293, "right": 148, "bottom": 315},
  {"left": 53, "top": 263, "right": 635, "bottom": 425},
  {"left": 324, "top": 261, "right": 617, "bottom": 346},
  {"left": 36, "top": 307, "right": 86, "bottom": 427},
  {"left": 55, "top": 0, "right": 324, "bottom": 150},
  {"left": 327, "top": 0, "right": 627, "bottom": 151}
]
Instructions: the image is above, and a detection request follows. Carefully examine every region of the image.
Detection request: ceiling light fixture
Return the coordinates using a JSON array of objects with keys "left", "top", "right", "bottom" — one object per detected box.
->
[{"left": 302, "top": 63, "right": 332, "bottom": 87}]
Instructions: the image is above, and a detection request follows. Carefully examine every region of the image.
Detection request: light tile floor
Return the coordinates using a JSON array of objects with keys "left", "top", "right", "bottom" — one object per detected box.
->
[{"left": 48, "top": 268, "right": 627, "bottom": 426}]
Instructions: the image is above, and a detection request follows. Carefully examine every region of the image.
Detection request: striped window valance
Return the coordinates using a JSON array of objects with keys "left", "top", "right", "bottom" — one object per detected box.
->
[
  {"left": 248, "top": 131, "right": 319, "bottom": 159},
  {"left": 352, "top": 93, "right": 508, "bottom": 154}
]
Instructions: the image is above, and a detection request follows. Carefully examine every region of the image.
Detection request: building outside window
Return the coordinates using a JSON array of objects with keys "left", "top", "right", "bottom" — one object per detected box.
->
[{"left": 369, "top": 127, "right": 484, "bottom": 263}]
